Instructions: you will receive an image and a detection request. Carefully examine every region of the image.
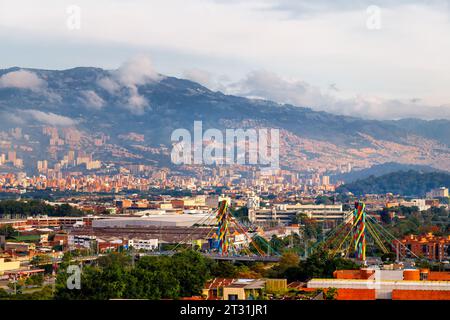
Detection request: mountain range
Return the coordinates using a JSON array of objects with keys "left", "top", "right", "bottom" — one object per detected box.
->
[
  {"left": 332, "top": 162, "right": 442, "bottom": 183},
  {"left": 336, "top": 170, "right": 450, "bottom": 197},
  {"left": 0, "top": 66, "right": 449, "bottom": 173}
]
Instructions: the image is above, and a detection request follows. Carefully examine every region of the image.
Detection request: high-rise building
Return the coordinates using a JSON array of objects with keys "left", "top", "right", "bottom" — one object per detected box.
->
[
  {"left": 68, "top": 150, "right": 76, "bottom": 163},
  {"left": 14, "top": 159, "right": 24, "bottom": 168},
  {"left": 7, "top": 151, "right": 16, "bottom": 163},
  {"left": 37, "top": 160, "right": 48, "bottom": 172},
  {"left": 247, "top": 195, "right": 260, "bottom": 209},
  {"left": 426, "top": 187, "right": 449, "bottom": 198}
]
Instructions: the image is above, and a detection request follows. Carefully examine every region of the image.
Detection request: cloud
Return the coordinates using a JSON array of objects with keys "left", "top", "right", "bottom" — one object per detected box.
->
[
  {"left": 97, "top": 77, "right": 120, "bottom": 94},
  {"left": 213, "top": 0, "right": 449, "bottom": 18},
  {"left": 183, "top": 69, "right": 215, "bottom": 88},
  {"left": 227, "top": 70, "right": 334, "bottom": 107},
  {"left": 20, "top": 110, "right": 77, "bottom": 126},
  {"left": 331, "top": 97, "right": 450, "bottom": 120},
  {"left": 2, "top": 1, "right": 450, "bottom": 119},
  {"left": 0, "top": 70, "right": 46, "bottom": 91},
  {"left": 125, "top": 86, "right": 148, "bottom": 115},
  {"left": 257, "top": 0, "right": 448, "bottom": 16},
  {"left": 182, "top": 68, "right": 230, "bottom": 91},
  {"left": 96, "top": 55, "right": 162, "bottom": 114},
  {"left": 115, "top": 55, "right": 162, "bottom": 86},
  {"left": 79, "top": 90, "right": 105, "bottom": 110},
  {"left": 0, "top": 69, "right": 62, "bottom": 103},
  {"left": 113, "top": 55, "right": 161, "bottom": 114},
  {"left": 228, "top": 70, "right": 450, "bottom": 120},
  {"left": 0, "top": 111, "right": 26, "bottom": 125}
]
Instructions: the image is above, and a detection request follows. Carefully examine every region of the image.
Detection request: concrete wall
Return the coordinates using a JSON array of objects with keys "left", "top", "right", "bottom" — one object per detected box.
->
[
  {"left": 308, "top": 278, "right": 450, "bottom": 300},
  {"left": 265, "top": 279, "right": 287, "bottom": 292},
  {"left": 429, "top": 272, "right": 450, "bottom": 281},
  {"left": 337, "top": 289, "right": 376, "bottom": 300},
  {"left": 222, "top": 287, "right": 246, "bottom": 300},
  {"left": 0, "top": 258, "right": 21, "bottom": 273},
  {"left": 392, "top": 290, "right": 450, "bottom": 300}
]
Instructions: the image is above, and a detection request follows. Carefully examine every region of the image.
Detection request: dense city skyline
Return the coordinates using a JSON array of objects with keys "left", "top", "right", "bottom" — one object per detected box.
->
[{"left": 1, "top": 0, "right": 450, "bottom": 307}]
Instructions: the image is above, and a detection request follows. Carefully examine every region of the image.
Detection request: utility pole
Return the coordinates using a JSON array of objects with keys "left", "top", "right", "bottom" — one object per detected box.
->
[
  {"left": 13, "top": 274, "right": 17, "bottom": 295},
  {"left": 396, "top": 242, "right": 400, "bottom": 263},
  {"left": 51, "top": 255, "right": 56, "bottom": 294},
  {"left": 159, "top": 222, "right": 162, "bottom": 252}
]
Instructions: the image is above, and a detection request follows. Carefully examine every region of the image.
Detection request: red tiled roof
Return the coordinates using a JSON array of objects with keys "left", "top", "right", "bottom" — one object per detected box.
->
[
  {"left": 205, "top": 278, "right": 236, "bottom": 289},
  {"left": 180, "top": 296, "right": 205, "bottom": 300},
  {"left": 288, "top": 281, "right": 306, "bottom": 289}
]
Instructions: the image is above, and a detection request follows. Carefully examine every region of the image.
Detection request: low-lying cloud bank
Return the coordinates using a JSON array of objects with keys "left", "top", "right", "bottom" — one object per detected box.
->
[
  {"left": 185, "top": 69, "right": 450, "bottom": 120},
  {"left": 0, "top": 70, "right": 46, "bottom": 91},
  {"left": 20, "top": 110, "right": 77, "bottom": 126}
]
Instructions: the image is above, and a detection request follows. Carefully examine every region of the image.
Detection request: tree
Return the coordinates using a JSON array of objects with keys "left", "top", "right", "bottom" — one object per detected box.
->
[
  {"left": 274, "top": 248, "right": 359, "bottom": 282},
  {"left": 55, "top": 252, "right": 132, "bottom": 300},
  {"left": 31, "top": 255, "right": 52, "bottom": 267},
  {"left": 315, "top": 196, "right": 333, "bottom": 205},
  {"left": 235, "top": 265, "right": 261, "bottom": 279},
  {"left": 231, "top": 207, "right": 249, "bottom": 222},
  {"left": 267, "top": 252, "right": 301, "bottom": 279},
  {"left": 337, "top": 170, "right": 450, "bottom": 197},
  {"left": 0, "top": 288, "right": 9, "bottom": 299},
  {"left": 278, "top": 252, "right": 300, "bottom": 269},
  {"left": 97, "top": 252, "right": 131, "bottom": 268},
  {"left": 210, "top": 261, "right": 238, "bottom": 278},
  {"left": 381, "top": 252, "right": 396, "bottom": 262},
  {"left": 132, "top": 255, "right": 181, "bottom": 299},
  {"left": 55, "top": 250, "right": 213, "bottom": 300},
  {"left": 0, "top": 225, "right": 18, "bottom": 238},
  {"left": 324, "top": 287, "right": 338, "bottom": 300},
  {"left": 282, "top": 266, "right": 304, "bottom": 282},
  {"left": 0, "top": 286, "right": 53, "bottom": 300},
  {"left": 170, "top": 250, "right": 210, "bottom": 297},
  {"left": 25, "top": 274, "right": 44, "bottom": 287},
  {"left": 126, "top": 267, "right": 179, "bottom": 299},
  {"left": 269, "top": 235, "right": 284, "bottom": 254},
  {"left": 0, "top": 199, "right": 87, "bottom": 218}
]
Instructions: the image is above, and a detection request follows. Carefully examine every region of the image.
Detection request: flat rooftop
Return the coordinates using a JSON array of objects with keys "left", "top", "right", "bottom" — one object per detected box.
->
[{"left": 92, "top": 214, "right": 217, "bottom": 228}]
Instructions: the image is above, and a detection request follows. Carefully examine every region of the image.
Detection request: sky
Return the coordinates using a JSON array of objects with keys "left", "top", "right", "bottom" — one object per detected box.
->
[{"left": 1, "top": 0, "right": 450, "bottom": 120}]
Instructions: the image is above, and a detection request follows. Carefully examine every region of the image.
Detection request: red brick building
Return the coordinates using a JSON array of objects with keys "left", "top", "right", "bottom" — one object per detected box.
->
[{"left": 399, "top": 233, "right": 450, "bottom": 261}]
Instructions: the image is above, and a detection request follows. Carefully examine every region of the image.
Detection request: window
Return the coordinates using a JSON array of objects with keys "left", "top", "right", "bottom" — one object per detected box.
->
[{"left": 422, "top": 245, "right": 428, "bottom": 254}]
